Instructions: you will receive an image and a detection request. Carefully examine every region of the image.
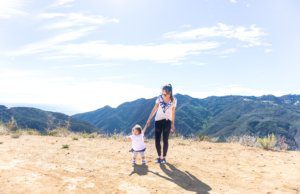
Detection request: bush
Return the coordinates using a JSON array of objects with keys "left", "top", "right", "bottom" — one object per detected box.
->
[
  {"left": 88, "top": 132, "right": 97, "bottom": 138},
  {"left": 62, "top": 144, "right": 69, "bottom": 149},
  {"left": 26, "top": 129, "right": 41, "bottom": 136},
  {"left": 79, "top": 132, "right": 98, "bottom": 138},
  {"left": 11, "top": 132, "right": 22, "bottom": 139},
  {"left": 72, "top": 137, "right": 79, "bottom": 141},
  {"left": 257, "top": 134, "right": 277, "bottom": 150},
  {"left": 48, "top": 128, "right": 70, "bottom": 137},
  {"left": 48, "top": 130, "right": 58, "bottom": 136}
]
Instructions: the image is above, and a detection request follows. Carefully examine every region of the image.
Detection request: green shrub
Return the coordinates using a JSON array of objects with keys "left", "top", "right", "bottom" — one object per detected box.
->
[
  {"left": 88, "top": 132, "right": 97, "bottom": 138},
  {"left": 26, "top": 129, "right": 41, "bottom": 135},
  {"left": 48, "top": 128, "right": 70, "bottom": 137},
  {"left": 257, "top": 134, "right": 277, "bottom": 150},
  {"left": 79, "top": 133, "right": 97, "bottom": 138},
  {"left": 62, "top": 144, "right": 69, "bottom": 149},
  {"left": 48, "top": 130, "right": 58, "bottom": 136},
  {"left": 72, "top": 137, "right": 79, "bottom": 141}
]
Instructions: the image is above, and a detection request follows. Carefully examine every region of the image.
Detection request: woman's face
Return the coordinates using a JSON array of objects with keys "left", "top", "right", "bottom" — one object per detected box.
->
[{"left": 162, "top": 89, "right": 170, "bottom": 99}]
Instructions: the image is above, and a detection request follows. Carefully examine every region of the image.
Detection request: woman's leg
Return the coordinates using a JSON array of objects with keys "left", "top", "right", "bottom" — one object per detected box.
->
[
  {"left": 155, "top": 120, "right": 163, "bottom": 157},
  {"left": 162, "top": 120, "right": 171, "bottom": 157}
]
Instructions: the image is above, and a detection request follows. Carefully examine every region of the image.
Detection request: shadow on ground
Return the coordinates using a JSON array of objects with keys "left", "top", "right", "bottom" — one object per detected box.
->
[
  {"left": 129, "top": 164, "right": 149, "bottom": 176},
  {"left": 129, "top": 163, "right": 211, "bottom": 193}
]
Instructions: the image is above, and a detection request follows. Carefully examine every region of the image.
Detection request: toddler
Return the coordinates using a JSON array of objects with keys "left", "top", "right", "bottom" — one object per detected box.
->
[{"left": 127, "top": 124, "right": 146, "bottom": 166}]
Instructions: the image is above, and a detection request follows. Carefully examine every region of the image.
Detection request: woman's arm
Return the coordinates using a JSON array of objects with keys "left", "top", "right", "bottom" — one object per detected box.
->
[
  {"left": 144, "top": 103, "right": 159, "bottom": 130},
  {"left": 171, "top": 106, "right": 176, "bottom": 132}
]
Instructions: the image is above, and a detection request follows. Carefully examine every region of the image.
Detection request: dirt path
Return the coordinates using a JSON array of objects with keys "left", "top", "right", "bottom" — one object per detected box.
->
[{"left": 0, "top": 135, "right": 299, "bottom": 193}]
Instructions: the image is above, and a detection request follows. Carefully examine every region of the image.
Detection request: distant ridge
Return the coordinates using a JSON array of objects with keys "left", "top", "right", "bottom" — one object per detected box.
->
[
  {"left": 0, "top": 106, "right": 96, "bottom": 133},
  {"left": 73, "top": 94, "right": 300, "bottom": 150}
]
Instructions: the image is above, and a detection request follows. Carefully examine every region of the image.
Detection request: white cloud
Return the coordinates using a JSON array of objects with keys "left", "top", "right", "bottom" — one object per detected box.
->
[
  {"left": 229, "top": 0, "right": 237, "bottom": 3},
  {"left": 38, "top": 12, "right": 119, "bottom": 30},
  {"left": 0, "top": 0, "right": 28, "bottom": 19},
  {"left": 50, "top": 0, "right": 75, "bottom": 7},
  {"left": 7, "top": 12, "right": 119, "bottom": 56},
  {"left": 5, "top": 15, "right": 268, "bottom": 63},
  {"left": 8, "top": 38, "right": 219, "bottom": 63},
  {"left": 50, "top": 63, "right": 122, "bottom": 70},
  {"left": 164, "top": 23, "right": 269, "bottom": 47},
  {"left": 8, "top": 27, "right": 96, "bottom": 55},
  {"left": 51, "top": 41, "right": 220, "bottom": 63}
]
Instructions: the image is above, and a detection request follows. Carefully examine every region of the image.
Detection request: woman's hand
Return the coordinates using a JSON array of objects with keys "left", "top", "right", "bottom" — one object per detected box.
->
[{"left": 171, "top": 123, "right": 175, "bottom": 133}]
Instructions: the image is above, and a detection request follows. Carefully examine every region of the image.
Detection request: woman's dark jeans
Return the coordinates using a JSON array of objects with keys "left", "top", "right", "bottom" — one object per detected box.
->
[{"left": 155, "top": 119, "right": 171, "bottom": 157}]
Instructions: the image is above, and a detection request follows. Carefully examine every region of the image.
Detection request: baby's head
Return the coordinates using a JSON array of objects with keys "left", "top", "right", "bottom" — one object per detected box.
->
[{"left": 132, "top": 124, "right": 142, "bottom": 135}]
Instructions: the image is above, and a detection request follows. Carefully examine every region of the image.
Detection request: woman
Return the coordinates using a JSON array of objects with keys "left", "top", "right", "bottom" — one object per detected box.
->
[{"left": 144, "top": 84, "right": 177, "bottom": 164}]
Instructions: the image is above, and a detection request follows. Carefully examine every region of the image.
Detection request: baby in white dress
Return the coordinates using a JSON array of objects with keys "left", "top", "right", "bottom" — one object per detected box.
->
[{"left": 127, "top": 124, "right": 147, "bottom": 165}]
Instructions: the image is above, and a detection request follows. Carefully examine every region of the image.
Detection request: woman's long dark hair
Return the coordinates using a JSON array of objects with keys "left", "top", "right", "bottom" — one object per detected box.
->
[{"left": 162, "top": 83, "right": 174, "bottom": 102}]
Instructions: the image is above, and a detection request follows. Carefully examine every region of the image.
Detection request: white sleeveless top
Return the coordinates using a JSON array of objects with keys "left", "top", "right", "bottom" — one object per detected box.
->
[{"left": 154, "top": 95, "right": 177, "bottom": 121}]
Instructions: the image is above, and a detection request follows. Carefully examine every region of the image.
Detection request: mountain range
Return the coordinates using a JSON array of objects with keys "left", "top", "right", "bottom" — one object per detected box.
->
[
  {"left": 1, "top": 94, "right": 300, "bottom": 149},
  {"left": 73, "top": 94, "right": 300, "bottom": 150}
]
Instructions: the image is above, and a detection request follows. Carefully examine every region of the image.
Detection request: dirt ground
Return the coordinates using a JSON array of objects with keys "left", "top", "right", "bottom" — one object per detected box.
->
[{"left": 0, "top": 135, "right": 299, "bottom": 194}]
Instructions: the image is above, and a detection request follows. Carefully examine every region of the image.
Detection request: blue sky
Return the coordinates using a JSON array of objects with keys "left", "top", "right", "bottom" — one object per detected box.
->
[{"left": 0, "top": 0, "right": 299, "bottom": 114}]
